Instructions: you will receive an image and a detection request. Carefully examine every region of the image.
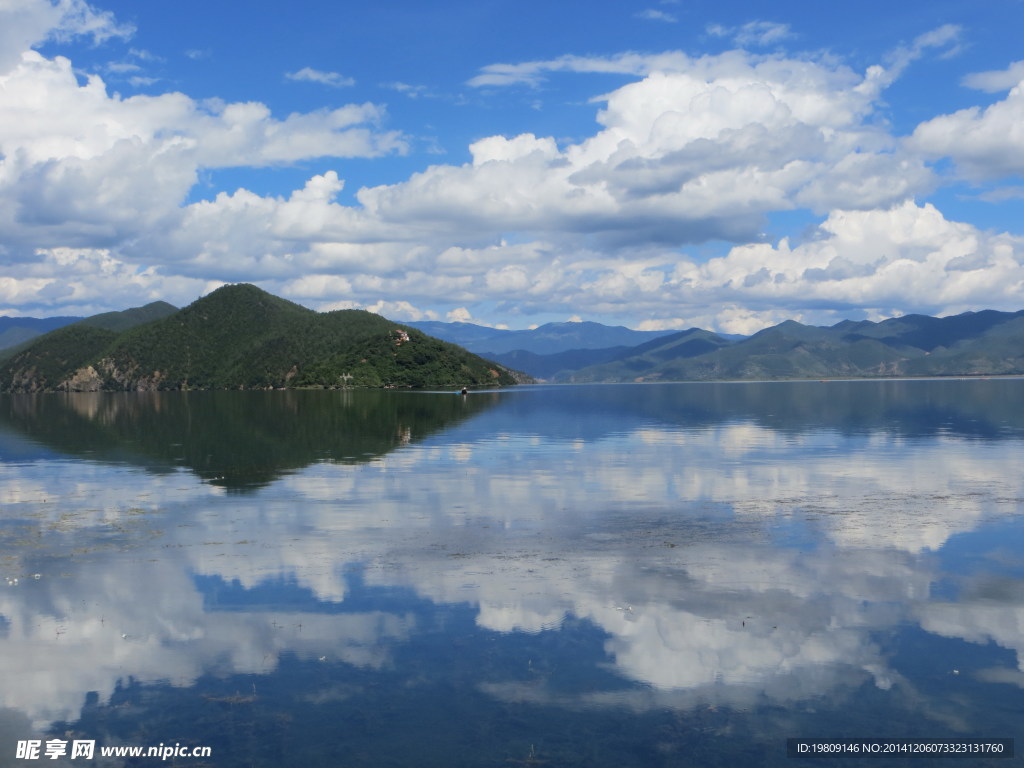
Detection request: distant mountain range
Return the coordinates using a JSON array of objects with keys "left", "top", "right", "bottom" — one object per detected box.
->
[
  {"left": 412, "top": 311, "right": 1024, "bottom": 381},
  {"left": 3, "top": 298, "right": 1023, "bottom": 389},
  {"left": 2, "top": 312, "right": 683, "bottom": 356},
  {"left": 405, "top": 320, "right": 679, "bottom": 355},
  {"left": 0, "top": 285, "right": 521, "bottom": 392},
  {"left": 0, "top": 315, "right": 83, "bottom": 351},
  {"left": 404, "top": 319, "right": 735, "bottom": 379},
  {"left": 558, "top": 310, "right": 1024, "bottom": 382},
  {"left": 0, "top": 303, "right": 180, "bottom": 353}
]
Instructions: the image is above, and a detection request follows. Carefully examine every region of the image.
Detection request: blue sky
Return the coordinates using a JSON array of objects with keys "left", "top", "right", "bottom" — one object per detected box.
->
[{"left": 2, "top": 0, "right": 1024, "bottom": 332}]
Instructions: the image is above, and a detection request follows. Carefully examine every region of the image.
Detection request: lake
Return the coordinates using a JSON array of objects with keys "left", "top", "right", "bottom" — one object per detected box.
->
[{"left": 2, "top": 380, "right": 1023, "bottom": 766}]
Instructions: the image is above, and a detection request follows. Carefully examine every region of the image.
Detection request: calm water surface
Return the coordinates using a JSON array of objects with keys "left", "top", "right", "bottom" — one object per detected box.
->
[{"left": 2, "top": 381, "right": 1024, "bottom": 766}]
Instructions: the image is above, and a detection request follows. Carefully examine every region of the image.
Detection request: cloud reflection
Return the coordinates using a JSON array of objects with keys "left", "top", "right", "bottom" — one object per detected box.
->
[{"left": 1, "top": 385, "right": 1023, "bottom": 731}]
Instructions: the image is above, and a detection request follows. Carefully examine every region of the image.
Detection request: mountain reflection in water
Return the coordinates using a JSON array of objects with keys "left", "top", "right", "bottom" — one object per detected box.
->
[
  {"left": 0, "top": 389, "right": 499, "bottom": 489},
  {"left": 1, "top": 381, "right": 1022, "bottom": 766}
]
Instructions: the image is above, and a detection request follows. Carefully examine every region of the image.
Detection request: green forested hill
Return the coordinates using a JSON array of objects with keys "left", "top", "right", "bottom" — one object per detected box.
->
[
  {"left": 0, "top": 301, "right": 177, "bottom": 364},
  {"left": 78, "top": 301, "right": 179, "bottom": 332},
  {"left": 1, "top": 324, "right": 120, "bottom": 392},
  {"left": 0, "top": 315, "right": 82, "bottom": 352},
  {"left": 0, "top": 300, "right": 179, "bottom": 390},
  {"left": 6, "top": 290, "right": 1019, "bottom": 390},
  {"left": 0, "top": 285, "right": 521, "bottom": 392}
]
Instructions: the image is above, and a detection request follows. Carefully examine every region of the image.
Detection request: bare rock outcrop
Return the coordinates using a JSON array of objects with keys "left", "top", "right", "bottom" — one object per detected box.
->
[{"left": 61, "top": 365, "right": 103, "bottom": 392}]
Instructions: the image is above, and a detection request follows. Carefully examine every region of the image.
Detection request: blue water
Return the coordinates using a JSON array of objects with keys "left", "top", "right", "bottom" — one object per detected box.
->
[{"left": 1, "top": 381, "right": 1023, "bottom": 766}]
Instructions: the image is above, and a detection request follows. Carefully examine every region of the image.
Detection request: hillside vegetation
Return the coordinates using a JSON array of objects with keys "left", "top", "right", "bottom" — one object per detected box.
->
[
  {"left": 5, "top": 292, "right": 1020, "bottom": 389},
  {"left": 0, "top": 285, "right": 521, "bottom": 392},
  {"left": 565, "top": 311, "right": 1024, "bottom": 382},
  {"left": 0, "top": 315, "right": 82, "bottom": 352}
]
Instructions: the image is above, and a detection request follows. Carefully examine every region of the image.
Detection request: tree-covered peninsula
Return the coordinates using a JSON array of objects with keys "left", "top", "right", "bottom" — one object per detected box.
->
[{"left": 0, "top": 284, "right": 523, "bottom": 392}]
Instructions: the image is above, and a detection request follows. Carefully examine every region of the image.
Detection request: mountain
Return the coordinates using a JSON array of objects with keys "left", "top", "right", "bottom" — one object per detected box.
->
[
  {"left": 0, "top": 302, "right": 186, "bottom": 354},
  {"left": 5, "top": 298, "right": 1020, "bottom": 389},
  {"left": 480, "top": 346, "right": 635, "bottom": 380},
  {"left": 0, "top": 302, "right": 177, "bottom": 366},
  {"left": 567, "top": 310, "right": 1024, "bottom": 382},
  {"left": 546, "top": 328, "right": 736, "bottom": 382},
  {"left": 402, "top": 321, "right": 510, "bottom": 351},
  {"left": 77, "top": 301, "right": 178, "bottom": 332},
  {"left": 0, "top": 315, "right": 81, "bottom": 352},
  {"left": 405, "top": 320, "right": 677, "bottom": 355},
  {"left": 0, "top": 301, "right": 180, "bottom": 389},
  {"left": 0, "top": 285, "right": 523, "bottom": 392},
  {"left": 484, "top": 328, "right": 736, "bottom": 380}
]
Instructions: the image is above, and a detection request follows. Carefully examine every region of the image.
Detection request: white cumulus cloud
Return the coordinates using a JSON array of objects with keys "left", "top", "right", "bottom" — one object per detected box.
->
[
  {"left": 911, "top": 80, "right": 1024, "bottom": 180},
  {"left": 0, "top": 0, "right": 133, "bottom": 73},
  {"left": 0, "top": 48, "right": 406, "bottom": 261},
  {"left": 962, "top": 60, "right": 1024, "bottom": 93},
  {"left": 1, "top": 5, "right": 1022, "bottom": 331}
]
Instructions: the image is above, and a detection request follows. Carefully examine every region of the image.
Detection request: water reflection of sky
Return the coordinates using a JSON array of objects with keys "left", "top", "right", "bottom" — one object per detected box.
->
[{"left": 2, "top": 384, "right": 1024, "bottom": 763}]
